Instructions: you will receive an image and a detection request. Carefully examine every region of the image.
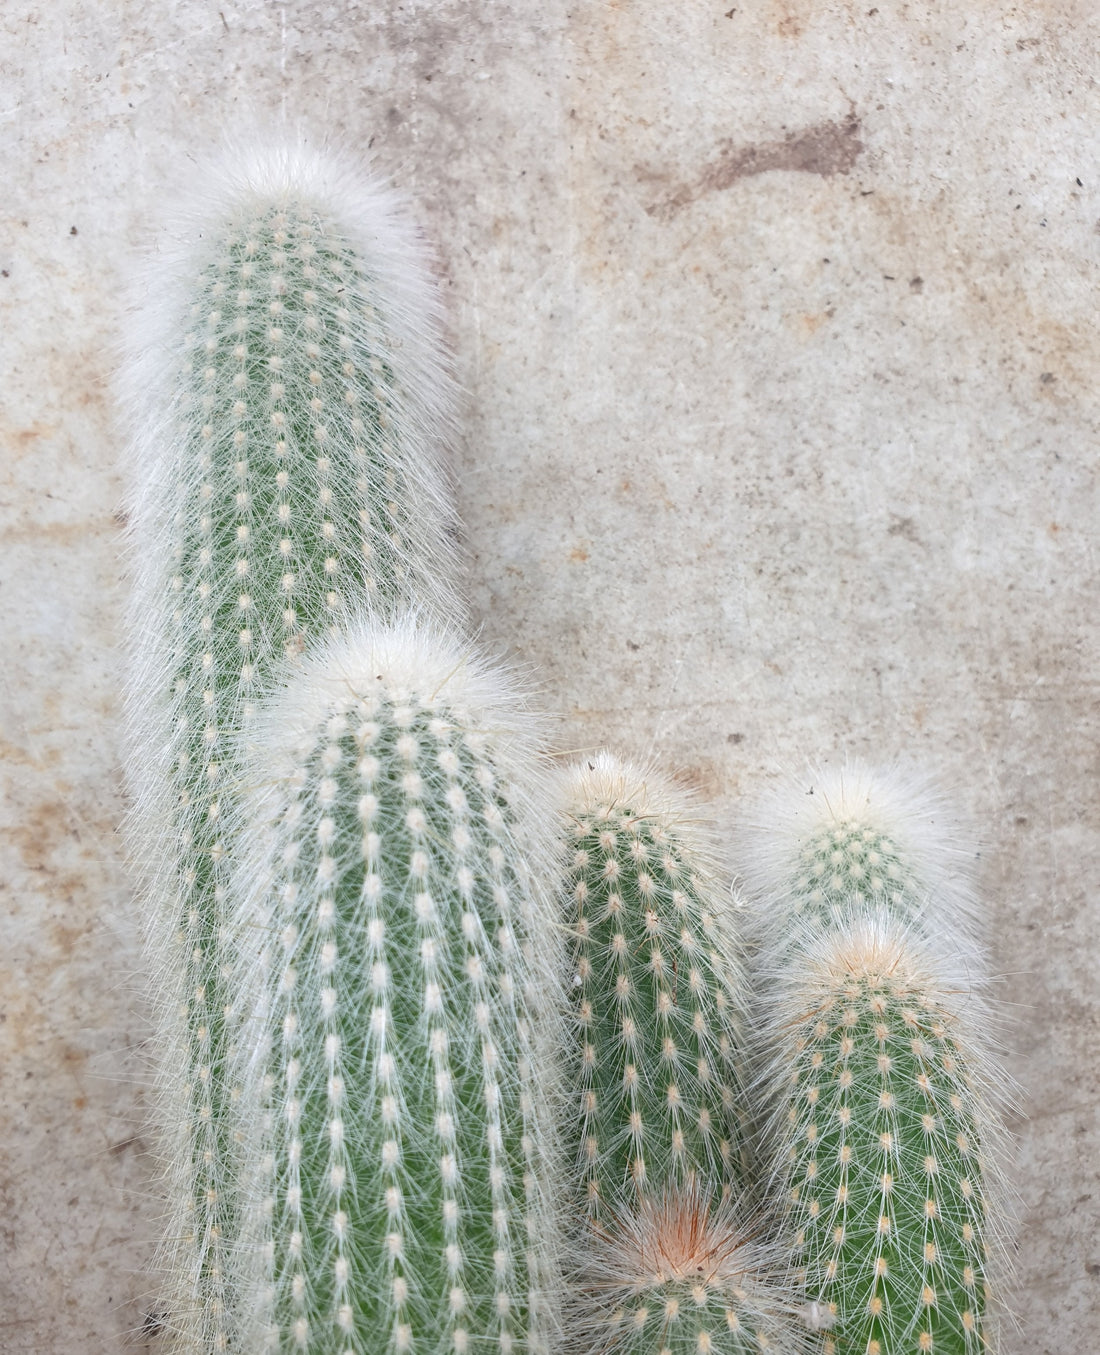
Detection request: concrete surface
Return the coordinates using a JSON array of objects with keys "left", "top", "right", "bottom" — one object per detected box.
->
[{"left": 2, "top": 2, "right": 1097, "bottom": 1350}]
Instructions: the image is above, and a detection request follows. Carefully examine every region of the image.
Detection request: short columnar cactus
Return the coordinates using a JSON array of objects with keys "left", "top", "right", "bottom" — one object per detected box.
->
[
  {"left": 561, "top": 756, "right": 806, "bottom": 1354},
  {"left": 122, "top": 143, "right": 458, "bottom": 1352},
  {"left": 735, "top": 765, "right": 980, "bottom": 962},
  {"left": 759, "top": 920, "right": 1006, "bottom": 1355},
  {"left": 230, "top": 617, "right": 564, "bottom": 1355}
]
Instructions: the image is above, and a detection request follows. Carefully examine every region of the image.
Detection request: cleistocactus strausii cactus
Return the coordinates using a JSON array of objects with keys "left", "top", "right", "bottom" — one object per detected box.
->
[
  {"left": 561, "top": 756, "right": 808, "bottom": 1354},
  {"left": 121, "top": 142, "right": 458, "bottom": 1352},
  {"left": 735, "top": 765, "right": 980, "bottom": 959},
  {"left": 757, "top": 919, "right": 1007, "bottom": 1355},
  {"left": 562, "top": 755, "right": 748, "bottom": 1211},
  {"left": 230, "top": 617, "right": 565, "bottom": 1355}
]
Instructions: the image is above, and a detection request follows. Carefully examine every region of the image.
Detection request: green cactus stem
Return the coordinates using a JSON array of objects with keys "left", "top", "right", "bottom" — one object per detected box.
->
[
  {"left": 561, "top": 756, "right": 807, "bottom": 1355},
  {"left": 122, "top": 141, "right": 458, "bottom": 1352},
  {"left": 562, "top": 755, "right": 747, "bottom": 1213},
  {"left": 761, "top": 920, "right": 1006, "bottom": 1355},
  {"left": 230, "top": 617, "right": 564, "bottom": 1355}
]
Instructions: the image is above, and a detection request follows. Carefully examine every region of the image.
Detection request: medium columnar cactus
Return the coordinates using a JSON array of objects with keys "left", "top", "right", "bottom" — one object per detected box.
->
[
  {"left": 562, "top": 755, "right": 747, "bottom": 1212},
  {"left": 230, "top": 618, "right": 564, "bottom": 1355},
  {"left": 735, "top": 765, "right": 980, "bottom": 960},
  {"left": 561, "top": 756, "right": 807, "bottom": 1354},
  {"left": 758, "top": 920, "right": 1006, "bottom": 1355},
  {"left": 122, "top": 142, "right": 458, "bottom": 1352}
]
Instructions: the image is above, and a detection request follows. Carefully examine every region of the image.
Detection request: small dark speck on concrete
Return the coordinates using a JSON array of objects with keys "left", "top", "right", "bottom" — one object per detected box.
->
[
  {"left": 1077, "top": 177, "right": 1084, "bottom": 187},
  {"left": 909, "top": 276, "right": 924, "bottom": 293},
  {"left": 1085, "top": 1261, "right": 1100, "bottom": 1277},
  {"left": 1, "top": 270, "right": 8, "bottom": 278},
  {"left": 726, "top": 732, "right": 745, "bottom": 744},
  {"left": 69, "top": 225, "right": 77, "bottom": 235},
  {"left": 626, "top": 640, "right": 641, "bottom": 652},
  {"left": 1040, "top": 372, "right": 1056, "bottom": 385}
]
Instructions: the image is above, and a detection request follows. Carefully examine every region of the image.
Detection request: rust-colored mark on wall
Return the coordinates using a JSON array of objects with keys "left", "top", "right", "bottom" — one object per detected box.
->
[{"left": 646, "top": 110, "right": 864, "bottom": 220}]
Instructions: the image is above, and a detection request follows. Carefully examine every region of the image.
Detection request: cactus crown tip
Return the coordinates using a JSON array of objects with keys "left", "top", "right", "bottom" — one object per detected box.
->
[
  {"left": 255, "top": 615, "right": 545, "bottom": 764},
  {"left": 560, "top": 751, "right": 710, "bottom": 837},
  {"left": 734, "top": 759, "right": 982, "bottom": 944}
]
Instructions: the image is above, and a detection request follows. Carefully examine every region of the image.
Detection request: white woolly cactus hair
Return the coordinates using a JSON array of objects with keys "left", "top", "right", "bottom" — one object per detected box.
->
[
  {"left": 577, "top": 1184, "right": 818, "bottom": 1355},
  {"left": 230, "top": 614, "right": 566, "bottom": 1355},
  {"left": 563, "top": 751, "right": 708, "bottom": 819},
  {"left": 121, "top": 132, "right": 458, "bottom": 446},
  {"left": 247, "top": 610, "right": 552, "bottom": 791},
  {"left": 121, "top": 132, "right": 461, "bottom": 635},
  {"left": 734, "top": 761, "right": 981, "bottom": 952}
]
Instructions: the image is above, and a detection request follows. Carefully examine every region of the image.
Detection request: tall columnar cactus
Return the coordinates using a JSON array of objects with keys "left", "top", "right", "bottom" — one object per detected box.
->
[
  {"left": 561, "top": 756, "right": 807, "bottom": 1354},
  {"left": 121, "top": 143, "right": 458, "bottom": 1352},
  {"left": 735, "top": 765, "right": 979, "bottom": 957},
  {"left": 758, "top": 920, "right": 1006, "bottom": 1355},
  {"left": 230, "top": 618, "right": 564, "bottom": 1355}
]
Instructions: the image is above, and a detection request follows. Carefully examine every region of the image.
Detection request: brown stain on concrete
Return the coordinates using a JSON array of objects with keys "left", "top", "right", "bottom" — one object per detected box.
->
[
  {"left": 0, "top": 734, "right": 60, "bottom": 770},
  {"left": 5, "top": 422, "right": 59, "bottom": 455},
  {"left": 671, "top": 759, "right": 726, "bottom": 803},
  {"left": 776, "top": 13, "right": 804, "bottom": 38},
  {"left": 645, "top": 109, "right": 864, "bottom": 219},
  {"left": 0, "top": 513, "right": 116, "bottom": 547}
]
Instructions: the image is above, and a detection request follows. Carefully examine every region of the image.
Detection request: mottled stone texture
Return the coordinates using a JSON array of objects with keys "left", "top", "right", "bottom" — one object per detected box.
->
[{"left": 1, "top": 2, "right": 1096, "bottom": 1351}]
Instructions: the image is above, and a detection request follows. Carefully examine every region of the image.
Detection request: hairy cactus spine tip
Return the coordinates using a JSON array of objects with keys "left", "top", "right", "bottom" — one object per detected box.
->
[
  {"left": 121, "top": 141, "right": 458, "bottom": 1352},
  {"left": 735, "top": 764, "right": 980, "bottom": 958},
  {"left": 561, "top": 756, "right": 806, "bottom": 1354},
  {"left": 231, "top": 619, "right": 563, "bottom": 1355},
  {"left": 759, "top": 922, "right": 1006, "bottom": 1355}
]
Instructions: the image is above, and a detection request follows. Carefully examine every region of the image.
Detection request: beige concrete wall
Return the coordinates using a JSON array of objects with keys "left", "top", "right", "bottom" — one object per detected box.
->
[{"left": 2, "top": 2, "right": 1096, "bottom": 1349}]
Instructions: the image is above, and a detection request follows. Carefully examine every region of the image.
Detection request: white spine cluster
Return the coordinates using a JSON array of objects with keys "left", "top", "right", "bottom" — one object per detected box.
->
[{"left": 735, "top": 763, "right": 981, "bottom": 960}]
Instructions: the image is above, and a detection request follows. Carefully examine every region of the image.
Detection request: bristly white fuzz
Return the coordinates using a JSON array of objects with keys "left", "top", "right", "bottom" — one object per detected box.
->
[
  {"left": 120, "top": 131, "right": 461, "bottom": 643},
  {"left": 120, "top": 133, "right": 459, "bottom": 508},
  {"left": 574, "top": 1183, "right": 818, "bottom": 1355},
  {"left": 118, "top": 137, "right": 462, "bottom": 1354},
  {"left": 229, "top": 613, "right": 566, "bottom": 1355},
  {"left": 734, "top": 761, "right": 982, "bottom": 960},
  {"left": 560, "top": 751, "right": 726, "bottom": 879},
  {"left": 248, "top": 611, "right": 547, "bottom": 780}
]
